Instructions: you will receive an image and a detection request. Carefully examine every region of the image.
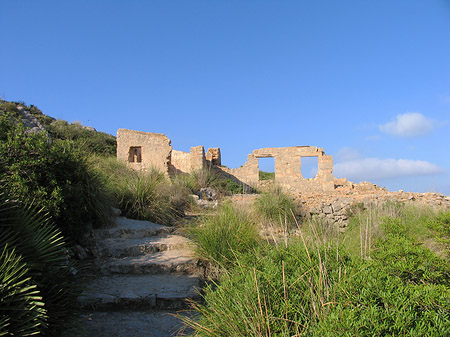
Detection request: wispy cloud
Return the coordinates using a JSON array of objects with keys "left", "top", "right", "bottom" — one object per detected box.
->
[
  {"left": 379, "top": 112, "right": 434, "bottom": 137},
  {"left": 334, "top": 157, "right": 444, "bottom": 181},
  {"left": 334, "top": 147, "right": 363, "bottom": 162}
]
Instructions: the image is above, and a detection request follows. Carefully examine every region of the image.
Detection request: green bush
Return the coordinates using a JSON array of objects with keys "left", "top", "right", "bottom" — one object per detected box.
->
[
  {"left": 254, "top": 186, "right": 298, "bottom": 227},
  {"left": 342, "top": 202, "right": 444, "bottom": 258},
  {"left": 0, "top": 110, "right": 113, "bottom": 240},
  {"left": 0, "top": 100, "right": 116, "bottom": 157},
  {"left": 188, "top": 203, "right": 260, "bottom": 267},
  {"left": 172, "top": 168, "right": 248, "bottom": 197},
  {"left": 0, "top": 191, "right": 78, "bottom": 336},
  {"left": 46, "top": 119, "right": 116, "bottom": 156},
  {"left": 314, "top": 219, "right": 450, "bottom": 336},
  {"left": 427, "top": 211, "right": 450, "bottom": 256},
  {"left": 259, "top": 170, "right": 275, "bottom": 181}
]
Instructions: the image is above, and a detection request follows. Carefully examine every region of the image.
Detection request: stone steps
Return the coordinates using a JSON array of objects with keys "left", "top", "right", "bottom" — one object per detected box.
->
[
  {"left": 63, "top": 310, "right": 194, "bottom": 337},
  {"left": 92, "top": 217, "right": 175, "bottom": 239},
  {"left": 68, "top": 216, "right": 201, "bottom": 336},
  {"left": 96, "top": 235, "right": 191, "bottom": 258},
  {"left": 99, "top": 249, "right": 200, "bottom": 275},
  {"left": 78, "top": 273, "right": 201, "bottom": 310}
]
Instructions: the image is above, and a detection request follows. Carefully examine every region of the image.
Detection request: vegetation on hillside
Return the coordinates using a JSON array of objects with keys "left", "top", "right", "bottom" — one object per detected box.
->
[
  {"left": 172, "top": 168, "right": 247, "bottom": 196},
  {"left": 0, "top": 106, "right": 113, "bottom": 240},
  {"left": 259, "top": 170, "right": 275, "bottom": 180},
  {"left": 2, "top": 99, "right": 449, "bottom": 335},
  {"left": 184, "top": 202, "right": 450, "bottom": 336},
  {"left": 0, "top": 100, "right": 116, "bottom": 156}
]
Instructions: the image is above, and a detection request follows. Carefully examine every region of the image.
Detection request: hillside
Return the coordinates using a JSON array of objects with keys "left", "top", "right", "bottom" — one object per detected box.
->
[{"left": 0, "top": 99, "right": 116, "bottom": 156}]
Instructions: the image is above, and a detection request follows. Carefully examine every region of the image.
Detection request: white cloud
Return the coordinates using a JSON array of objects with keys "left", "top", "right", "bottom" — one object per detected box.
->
[
  {"left": 379, "top": 112, "right": 434, "bottom": 137},
  {"left": 334, "top": 158, "right": 444, "bottom": 181},
  {"left": 334, "top": 147, "right": 363, "bottom": 162}
]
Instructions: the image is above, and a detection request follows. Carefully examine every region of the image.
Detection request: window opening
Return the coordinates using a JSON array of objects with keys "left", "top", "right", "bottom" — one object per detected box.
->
[
  {"left": 128, "top": 146, "right": 142, "bottom": 163},
  {"left": 258, "top": 157, "right": 275, "bottom": 180},
  {"left": 300, "top": 156, "right": 318, "bottom": 179}
]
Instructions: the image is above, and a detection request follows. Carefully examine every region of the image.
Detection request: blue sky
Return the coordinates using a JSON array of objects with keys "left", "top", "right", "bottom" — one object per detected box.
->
[{"left": 1, "top": 1, "right": 450, "bottom": 194}]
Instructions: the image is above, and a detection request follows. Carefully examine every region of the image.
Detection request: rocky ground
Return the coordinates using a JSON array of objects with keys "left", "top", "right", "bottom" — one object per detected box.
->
[
  {"left": 229, "top": 188, "right": 450, "bottom": 232},
  {"left": 64, "top": 217, "right": 203, "bottom": 337}
]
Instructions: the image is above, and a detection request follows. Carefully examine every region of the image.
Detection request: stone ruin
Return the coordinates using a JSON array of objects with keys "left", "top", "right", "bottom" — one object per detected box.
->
[
  {"left": 117, "top": 129, "right": 336, "bottom": 192},
  {"left": 117, "top": 129, "right": 450, "bottom": 231}
]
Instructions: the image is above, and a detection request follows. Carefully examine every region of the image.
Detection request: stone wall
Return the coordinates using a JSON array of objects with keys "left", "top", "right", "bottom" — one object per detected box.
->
[
  {"left": 170, "top": 150, "right": 191, "bottom": 174},
  {"left": 217, "top": 146, "right": 334, "bottom": 192},
  {"left": 228, "top": 189, "right": 450, "bottom": 232},
  {"left": 206, "top": 148, "right": 221, "bottom": 166},
  {"left": 296, "top": 189, "right": 450, "bottom": 231},
  {"left": 117, "top": 129, "right": 336, "bottom": 193},
  {"left": 190, "top": 146, "right": 207, "bottom": 171},
  {"left": 116, "top": 129, "right": 172, "bottom": 176}
]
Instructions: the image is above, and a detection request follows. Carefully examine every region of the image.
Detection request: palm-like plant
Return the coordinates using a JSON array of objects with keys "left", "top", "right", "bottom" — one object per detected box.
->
[
  {"left": 0, "top": 246, "right": 47, "bottom": 336},
  {"left": 0, "top": 190, "right": 77, "bottom": 336}
]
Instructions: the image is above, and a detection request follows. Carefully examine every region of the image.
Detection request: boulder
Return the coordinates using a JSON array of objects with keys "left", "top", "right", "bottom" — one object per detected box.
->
[{"left": 199, "top": 187, "right": 218, "bottom": 201}]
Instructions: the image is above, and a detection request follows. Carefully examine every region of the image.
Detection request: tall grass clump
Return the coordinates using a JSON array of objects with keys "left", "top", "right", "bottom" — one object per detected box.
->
[
  {"left": 254, "top": 186, "right": 298, "bottom": 227},
  {"left": 92, "top": 156, "right": 190, "bottom": 225},
  {"left": 188, "top": 203, "right": 259, "bottom": 267},
  {"left": 182, "top": 237, "right": 349, "bottom": 336}
]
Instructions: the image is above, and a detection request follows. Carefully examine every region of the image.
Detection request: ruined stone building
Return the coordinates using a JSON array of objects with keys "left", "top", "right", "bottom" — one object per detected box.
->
[{"left": 117, "top": 129, "right": 336, "bottom": 192}]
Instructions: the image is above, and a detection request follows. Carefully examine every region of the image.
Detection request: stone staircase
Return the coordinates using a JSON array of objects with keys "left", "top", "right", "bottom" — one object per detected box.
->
[{"left": 68, "top": 217, "right": 202, "bottom": 337}]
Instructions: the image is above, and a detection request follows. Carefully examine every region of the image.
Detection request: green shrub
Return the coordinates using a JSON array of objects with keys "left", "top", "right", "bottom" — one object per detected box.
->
[
  {"left": 254, "top": 186, "right": 297, "bottom": 227},
  {"left": 427, "top": 211, "right": 450, "bottom": 256},
  {"left": 188, "top": 203, "right": 259, "bottom": 267},
  {"left": 0, "top": 191, "right": 78, "bottom": 336},
  {"left": 313, "top": 220, "right": 450, "bottom": 336},
  {"left": 0, "top": 100, "right": 117, "bottom": 157},
  {"left": 342, "top": 202, "right": 443, "bottom": 258},
  {"left": 259, "top": 170, "right": 275, "bottom": 181},
  {"left": 172, "top": 168, "right": 248, "bottom": 197},
  {"left": 0, "top": 111, "right": 113, "bottom": 240},
  {"left": 46, "top": 119, "right": 116, "bottom": 156}
]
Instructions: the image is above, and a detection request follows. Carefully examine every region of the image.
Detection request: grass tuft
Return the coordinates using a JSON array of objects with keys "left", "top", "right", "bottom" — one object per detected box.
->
[
  {"left": 188, "top": 203, "right": 259, "bottom": 267},
  {"left": 254, "top": 186, "right": 298, "bottom": 227}
]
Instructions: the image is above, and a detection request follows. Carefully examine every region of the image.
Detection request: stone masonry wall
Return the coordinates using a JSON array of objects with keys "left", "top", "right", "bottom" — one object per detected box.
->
[
  {"left": 117, "top": 129, "right": 172, "bottom": 176},
  {"left": 218, "top": 146, "right": 334, "bottom": 192},
  {"left": 170, "top": 150, "right": 191, "bottom": 174},
  {"left": 117, "top": 129, "right": 336, "bottom": 193}
]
